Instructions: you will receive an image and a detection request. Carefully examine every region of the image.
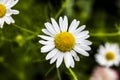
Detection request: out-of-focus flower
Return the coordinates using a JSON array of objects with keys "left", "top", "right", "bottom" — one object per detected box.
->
[
  {"left": 0, "top": 0, "right": 19, "bottom": 28},
  {"left": 38, "top": 16, "right": 92, "bottom": 68},
  {"left": 90, "top": 67, "right": 119, "bottom": 80},
  {"left": 95, "top": 43, "right": 120, "bottom": 67}
]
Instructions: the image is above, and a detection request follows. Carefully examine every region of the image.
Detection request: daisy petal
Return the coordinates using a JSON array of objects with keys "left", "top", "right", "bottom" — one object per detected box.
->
[
  {"left": 82, "top": 40, "right": 92, "bottom": 45},
  {"left": 76, "top": 40, "right": 92, "bottom": 46},
  {"left": 77, "top": 25, "right": 86, "bottom": 31},
  {"left": 0, "top": 20, "right": 4, "bottom": 28},
  {"left": 75, "top": 35, "right": 90, "bottom": 40},
  {"left": 56, "top": 52, "right": 64, "bottom": 68},
  {"left": 6, "top": 9, "right": 19, "bottom": 16},
  {"left": 4, "top": 17, "right": 11, "bottom": 24},
  {"left": 114, "top": 60, "right": 119, "bottom": 66},
  {"left": 69, "top": 54, "right": 75, "bottom": 68},
  {"left": 46, "top": 49, "right": 57, "bottom": 60},
  {"left": 38, "top": 35, "right": 54, "bottom": 41},
  {"left": 2, "top": 0, "right": 9, "bottom": 4},
  {"left": 11, "top": 9, "right": 19, "bottom": 15},
  {"left": 68, "top": 19, "right": 77, "bottom": 32},
  {"left": 105, "top": 43, "right": 111, "bottom": 50},
  {"left": 62, "top": 16, "right": 68, "bottom": 32},
  {"left": 50, "top": 53, "right": 58, "bottom": 64},
  {"left": 9, "top": 16, "right": 15, "bottom": 23},
  {"left": 6, "top": 0, "right": 19, "bottom": 8},
  {"left": 51, "top": 18, "right": 60, "bottom": 33},
  {"left": 59, "top": 17, "right": 63, "bottom": 32},
  {"left": 7, "top": 9, "right": 19, "bottom": 15},
  {"left": 69, "top": 20, "right": 80, "bottom": 33},
  {"left": 74, "top": 45, "right": 89, "bottom": 56},
  {"left": 44, "top": 22, "right": 57, "bottom": 35},
  {"left": 64, "top": 52, "right": 71, "bottom": 68},
  {"left": 0, "top": 1, "right": 2, "bottom": 3},
  {"left": 76, "top": 44, "right": 91, "bottom": 51},
  {"left": 74, "top": 25, "right": 86, "bottom": 34},
  {"left": 41, "top": 45, "right": 55, "bottom": 53},
  {"left": 4, "top": 16, "right": 15, "bottom": 24},
  {"left": 71, "top": 50, "right": 80, "bottom": 61},
  {"left": 6, "top": 9, "right": 13, "bottom": 16},
  {"left": 42, "top": 29, "right": 54, "bottom": 37},
  {"left": 38, "top": 40, "right": 54, "bottom": 45},
  {"left": 77, "top": 31, "right": 89, "bottom": 36}
]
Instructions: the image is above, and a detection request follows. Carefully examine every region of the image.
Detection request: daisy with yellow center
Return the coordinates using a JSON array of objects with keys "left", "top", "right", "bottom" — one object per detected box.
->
[
  {"left": 0, "top": 0, "right": 19, "bottom": 28},
  {"left": 95, "top": 43, "right": 120, "bottom": 67},
  {"left": 38, "top": 16, "right": 92, "bottom": 68}
]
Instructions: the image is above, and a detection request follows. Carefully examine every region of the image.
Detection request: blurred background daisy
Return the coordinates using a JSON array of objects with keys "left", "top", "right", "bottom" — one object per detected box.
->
[
  {"left": 95, "top": 43, "right": 120, "bottom": 67},
  {"left": 0, "top": 0, "right": 19, "bottom": 28}
]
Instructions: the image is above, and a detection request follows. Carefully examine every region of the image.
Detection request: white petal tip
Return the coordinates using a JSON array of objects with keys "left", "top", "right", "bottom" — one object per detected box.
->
[
  {"left": 86, "top": 54, "right": 89, "bottom": 57},
  {"left": 38, "top": 40, "right": 41, "bottom": 43},
  {"left": 51, "top": 18, "right": 54, "bottom": 20},
  {"left": 56, "top": 65, "right": 60, "bottom": 68},
  {"left": 64, "top": 16, "right": 67, "bottom": 18},
  {"left": 15, "top": 11, "right": 19, "bottom": 14},
  {"left": 45, "top": 57, "right": 49, "bottom": 60},
  {"left": 0, "top": 26, "right": 3, "bottom": 28},
  {"left": 12, "top": 21, "right": 15, "bottom": 23},
  {"left": 82, "top": 25, "right": 86, "bottom": 28},
  {"left": 70, "top": 64, "right": 74, "bottom": 68},
  {"left": 66, "top": 66, "right": 70, "bottom": 68},
  {"left": 50, "top": 61, "right": 53, "bottom": 64},
  {"left": 38, "top": 35, "right": 41, "bottom": 37},
  {"left": 41, "top": 48, "right": 47, "bottom": 53}
]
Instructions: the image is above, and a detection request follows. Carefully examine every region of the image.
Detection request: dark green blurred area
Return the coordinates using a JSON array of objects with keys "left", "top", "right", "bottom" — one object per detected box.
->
[{"left": 0, "top": 0, "right": 120, "bottom": 80}]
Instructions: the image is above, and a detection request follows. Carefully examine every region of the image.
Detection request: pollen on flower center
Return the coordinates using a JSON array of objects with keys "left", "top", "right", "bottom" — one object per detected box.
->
[
  {"left": 105, "top": 52, "right": 115, "bottom": 61},
  {"left": 0, "top": 4, "right": 6, "bottom": 18},
  {"left": 54, "top": 32, "right": 75, "bottom": 52}
]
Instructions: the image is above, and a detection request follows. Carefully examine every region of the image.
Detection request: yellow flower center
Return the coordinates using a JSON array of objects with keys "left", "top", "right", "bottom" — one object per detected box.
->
[
  {"left": 54, "top": 32, "right": 75, "bottom": 52},
  {"left": 105, "top": 52, "right": 115, "bottom": 61},
  {"left": 0, "top": 4, "right": 6, "bottom": 18}
]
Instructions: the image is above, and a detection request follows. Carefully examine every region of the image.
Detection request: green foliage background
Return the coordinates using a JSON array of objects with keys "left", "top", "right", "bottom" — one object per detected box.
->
[{"left": 0, "top": 0, "right": 120, "bottom": 80}]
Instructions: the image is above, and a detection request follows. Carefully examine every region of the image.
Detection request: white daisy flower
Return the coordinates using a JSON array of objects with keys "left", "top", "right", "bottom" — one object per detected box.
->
[
  {"left": 38, "top": 16, "right": 92, "bottom": 68},
  {"left": 0, "top": 0, "right": 19, "bottom": 28},
  {"left": 95, "top": 43, "right": 120, "bottom": 67}
]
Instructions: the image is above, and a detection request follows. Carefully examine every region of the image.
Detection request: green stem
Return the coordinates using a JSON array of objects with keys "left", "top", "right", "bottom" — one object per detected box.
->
[
  {"left": 55, "top": 0, "right": 68, "bottom": 19},
  {"left": 90, "top": 32, "right": 120, "bottom": 37},
  {"left": 57, "top": 68, "right": 62, "bottom": 80},
  {"left": 68, "top": 68, "right": 78, "bottom": 80},
  {"left": 12, "top": 24, "right": 38, "bottom": 35},
  {"left": 45, "top": 64, "right": 55, "bottom": 77},
  {"left": 26, "top": 35, "right": 37, "bottom": 40}
]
